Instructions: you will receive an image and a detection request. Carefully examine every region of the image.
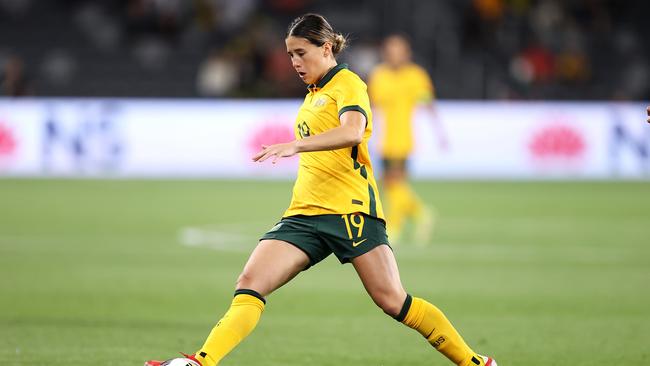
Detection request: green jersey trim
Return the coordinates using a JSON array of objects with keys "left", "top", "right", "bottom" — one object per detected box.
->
[
  {"left": 309, "top": 63, "right": 349, "bottom": 90},
  {"left": 338, "top": 104, "right": 368, "bottom": 126}
]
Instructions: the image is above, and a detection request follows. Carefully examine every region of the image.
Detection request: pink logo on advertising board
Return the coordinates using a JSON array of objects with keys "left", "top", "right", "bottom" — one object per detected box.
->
[
  {"left": 0, "top": 122, "right": 17, "bottom": 158},
  {"left": 529, "top": 122, "right": 586, "bottom": 161},
  {"left": 248, "top": 119, "right": 297, "bottom": 164}
]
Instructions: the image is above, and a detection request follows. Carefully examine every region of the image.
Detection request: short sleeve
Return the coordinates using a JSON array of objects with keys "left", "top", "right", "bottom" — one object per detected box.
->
[
  {"left": 414, "top": 66, "right": 435, "bottom": 102},
  {"left": 334, "top": 76, "right": 371, "bottom": 123}
]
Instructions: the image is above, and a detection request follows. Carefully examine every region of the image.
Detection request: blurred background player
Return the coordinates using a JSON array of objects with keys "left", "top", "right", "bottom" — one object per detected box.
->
[{"left": 368, "top": 34, "right": 448, "bottom": 245}]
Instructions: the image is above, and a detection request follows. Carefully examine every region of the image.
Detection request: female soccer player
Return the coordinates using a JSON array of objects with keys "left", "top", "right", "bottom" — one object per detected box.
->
[
  {"left": 146, "top": 14, "right": 496, "bottom": 366},
  {"left": 368, "top": 34, "right": 448, "bottom": 245}
]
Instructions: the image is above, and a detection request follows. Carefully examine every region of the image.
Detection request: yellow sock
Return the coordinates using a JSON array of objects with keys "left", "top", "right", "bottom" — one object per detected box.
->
[
  {"left": 195, "top": 290, "right": 266, "bottom": 366},
  {"left": 396, "top": 295, "right": 482, "bottom": 366},
  {"left": 410, "top": 190, "right": 425, "bottom": 221},
  {"left": 385, "top": 181, "right": 410, "bottom": 240},
  {"left": 386, "top": 181, "right": 428, "bottom": 242},
  {"left": 403, "top": 183, "right": 424, "bottom": 218}
]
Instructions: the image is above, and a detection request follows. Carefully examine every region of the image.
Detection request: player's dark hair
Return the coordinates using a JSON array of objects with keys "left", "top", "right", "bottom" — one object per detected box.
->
[{"left": 287, "top": 13, "right": 348, "bottom": 55}]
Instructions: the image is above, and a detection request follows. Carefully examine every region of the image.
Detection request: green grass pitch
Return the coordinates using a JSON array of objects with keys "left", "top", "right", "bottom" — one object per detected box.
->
[{"left": 1, "top": 179, "right": 649, "bottom": 365}]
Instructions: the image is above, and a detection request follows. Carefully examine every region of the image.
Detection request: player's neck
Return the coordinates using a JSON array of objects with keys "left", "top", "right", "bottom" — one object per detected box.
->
[
  {"left": 388, "top": 61, "right": 408, "bottom": 69},
  {"left": 315, "top": 60, "right": 339, "bottom": 84}
]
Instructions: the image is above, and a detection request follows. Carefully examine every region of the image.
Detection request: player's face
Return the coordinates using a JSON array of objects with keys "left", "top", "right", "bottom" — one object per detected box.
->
[
  {"left": 286, "top": 36, "right": 332, "bottom": 85},
  {"left": 383, "top": 36, "right": 411, "bottom": 67}
]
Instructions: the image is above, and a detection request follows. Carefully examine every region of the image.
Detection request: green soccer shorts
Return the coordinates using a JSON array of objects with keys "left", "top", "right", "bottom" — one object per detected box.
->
[{"left": 260, "top": 213, "right": 390, "bottom": 269}]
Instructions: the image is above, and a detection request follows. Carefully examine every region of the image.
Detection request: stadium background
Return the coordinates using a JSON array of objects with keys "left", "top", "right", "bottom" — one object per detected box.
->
[{"left": 1, "top": 1, "right": 649, "bottom": 366}]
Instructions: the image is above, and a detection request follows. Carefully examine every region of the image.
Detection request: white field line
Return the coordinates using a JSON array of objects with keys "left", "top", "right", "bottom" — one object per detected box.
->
[{"left": 178, "top": 222, "right": 269, "bottom": 252}]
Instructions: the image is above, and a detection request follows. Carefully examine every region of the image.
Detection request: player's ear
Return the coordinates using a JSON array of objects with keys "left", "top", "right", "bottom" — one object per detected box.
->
[{"left": 322, "top": 41, "right": 333, "bottom": 58}]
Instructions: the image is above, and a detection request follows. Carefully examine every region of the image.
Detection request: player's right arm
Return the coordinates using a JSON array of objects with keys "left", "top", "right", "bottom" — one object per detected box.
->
[{"left": 251, "top": 111, "right": 366, "bottom": 164}]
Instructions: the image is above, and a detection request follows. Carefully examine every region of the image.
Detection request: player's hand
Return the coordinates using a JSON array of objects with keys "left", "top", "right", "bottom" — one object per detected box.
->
[{"left": 252, "top": 141, "right": 299, "bottom": 164}]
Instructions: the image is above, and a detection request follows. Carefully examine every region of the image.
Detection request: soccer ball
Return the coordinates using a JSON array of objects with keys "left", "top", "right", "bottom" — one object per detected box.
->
[{"left": 162, "top": 358, "right": 200, "bottom": 366}]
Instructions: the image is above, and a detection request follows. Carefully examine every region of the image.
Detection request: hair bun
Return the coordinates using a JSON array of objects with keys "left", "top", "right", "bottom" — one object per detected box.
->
[{"left": 332, "top": 33, "right": 347, "bottom": 55}]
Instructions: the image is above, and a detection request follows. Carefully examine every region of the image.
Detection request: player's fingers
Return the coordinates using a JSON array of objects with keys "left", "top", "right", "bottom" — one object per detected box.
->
[
  {"left": 257, "top": 150, "right": 275, "bottom": 163},
  {"left": 256, "top": 152, "right": 269, "bottom": 162},
  {"left": 273, "top": 149, "right": 291, "bottom": 163},
  {"left": 252, "top": 149, "right": 266, "bottom": 161},
  {"left": 253, "top": 146, "right": 273, "bottom": 161}
]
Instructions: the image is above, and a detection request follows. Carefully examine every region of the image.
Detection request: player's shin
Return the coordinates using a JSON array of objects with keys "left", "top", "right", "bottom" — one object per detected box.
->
[
  {"left": 195, "top": 290, "right": 266, "bottom": 366},
  {"left": 395, "top": 294, "right": 482, "bottom": 366}
]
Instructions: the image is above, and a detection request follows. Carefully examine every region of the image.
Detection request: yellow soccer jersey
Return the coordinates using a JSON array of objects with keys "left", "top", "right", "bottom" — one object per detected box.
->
[
  {"left": 368, "top": 63, "right": 434, "bottom": 159},
  {"left": 284, "top": 63, "right": 385, "bottom": 220}
]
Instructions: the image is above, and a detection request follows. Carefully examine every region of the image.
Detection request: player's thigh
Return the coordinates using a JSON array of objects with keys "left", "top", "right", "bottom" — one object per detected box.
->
[
  {"left": 237, "top": 239, "right": 310, "bottom": 297},
  {"left": 351, "top": 244, "right": 407, "bottom": 316}
]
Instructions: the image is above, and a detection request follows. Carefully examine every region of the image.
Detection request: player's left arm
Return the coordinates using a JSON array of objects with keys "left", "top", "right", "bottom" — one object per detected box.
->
[
  {"left": 420, "top": 74, "right": 449, "bottom": 151},
  {"left": 252, "top": 111, "right": 365, "bottom": 164}
]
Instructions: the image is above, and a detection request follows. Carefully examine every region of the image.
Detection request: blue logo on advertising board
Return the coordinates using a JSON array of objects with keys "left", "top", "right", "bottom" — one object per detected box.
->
[{"left": 42, "top": 101, "right": 124, "bottom": 174}]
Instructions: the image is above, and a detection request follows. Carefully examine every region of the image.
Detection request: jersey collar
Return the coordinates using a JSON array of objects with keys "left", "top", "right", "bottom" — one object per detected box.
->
[{"left": 308, "top": 63, "right": 348, "bottom": 92}]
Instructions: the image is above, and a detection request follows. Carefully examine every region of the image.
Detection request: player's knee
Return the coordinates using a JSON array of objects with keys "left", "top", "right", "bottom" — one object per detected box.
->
[
  {"left": 371, "top": 289, "right": 406, "bottom": 317},
  {"left": 235, "top": 272, "right": 272, "bottom": 297},
  {"left": 236, "top": 271, "right": 255, "bottom": 290}
]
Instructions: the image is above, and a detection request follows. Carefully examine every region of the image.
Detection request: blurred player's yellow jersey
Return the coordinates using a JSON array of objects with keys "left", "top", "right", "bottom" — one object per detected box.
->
[
  {"left": 284, "top": 63, "right": 385, "bottom": 220},
  {"left": 368, "top": 63, "right": 434, "bottom": 159}
]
